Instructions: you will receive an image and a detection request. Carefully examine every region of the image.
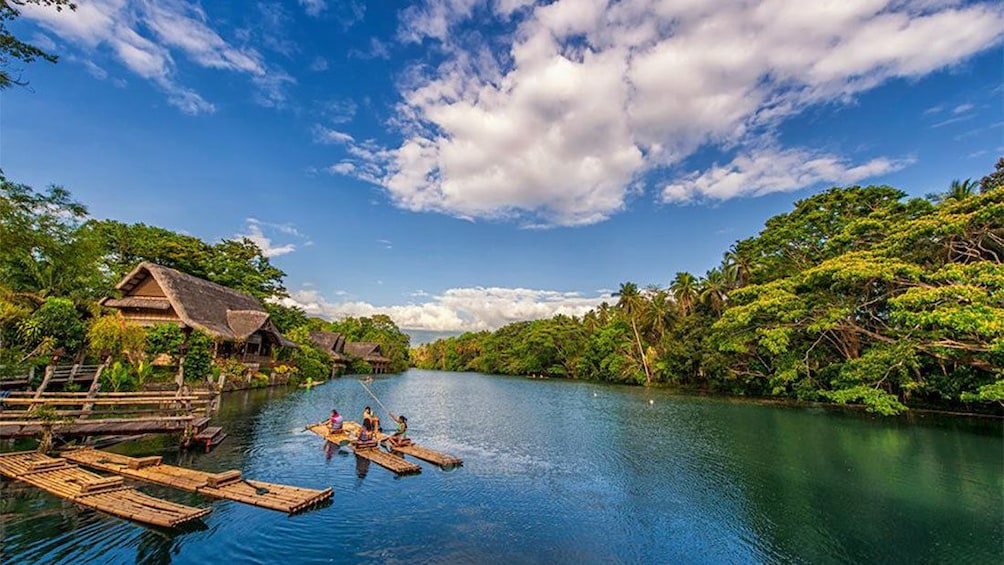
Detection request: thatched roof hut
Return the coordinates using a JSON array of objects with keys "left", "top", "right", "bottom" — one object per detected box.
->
[
  {"left": 102, "top": 262, "right": 294, "bottom": 347},
  {"left": 343, "top": 342, "right": 391, "bottom": 373},
  {"left": 308, "top": 331, "right": 349, "bottom": 364}
]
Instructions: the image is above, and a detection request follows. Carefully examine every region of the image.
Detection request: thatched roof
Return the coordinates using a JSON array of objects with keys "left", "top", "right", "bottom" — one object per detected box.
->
[
  {"left": 344, "top": 342, "right": 389, "bottom": 363},
  {"left": 308, "top": 331, "right": 349, "bottom": 362},
  {"left": 102, "top": 262, "right": 293, "bottom": 346}
]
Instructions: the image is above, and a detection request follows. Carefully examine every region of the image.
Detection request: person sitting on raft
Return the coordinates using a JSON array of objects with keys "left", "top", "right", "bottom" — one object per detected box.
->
[
  {"left": 328, "top": 409, "right": 344, "bottom": 433},
  {"left": 355, "top": 419, "right": 378, "bottom": 449},
  {"left": 386, "top": 413, "right": 410, "bottom": 446},
  {"left": 362, "top": 406, "right": 380, "bottom": 432}
]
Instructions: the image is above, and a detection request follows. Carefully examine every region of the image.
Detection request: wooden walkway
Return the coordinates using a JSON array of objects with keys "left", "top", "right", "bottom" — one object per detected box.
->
[
  {"left": 0, "top": 451, "right": 210, "bottom": 528},
  {"left": 62, "top": 448, "right": 332, "bottom": 514},
  {"left": 306, "top": 422, "right": 421, "bottom": 475},
  {"left": 0, "top": 391, "right": 213, "bottom": 439}
]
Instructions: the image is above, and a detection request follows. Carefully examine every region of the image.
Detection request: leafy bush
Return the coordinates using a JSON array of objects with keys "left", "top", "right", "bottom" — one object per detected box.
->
[
  {"left": 87, "top": 314, "right": 146, "bottom": 362},
  {"left": 182, "top": 331, "right": 214, "bottom": 383}
]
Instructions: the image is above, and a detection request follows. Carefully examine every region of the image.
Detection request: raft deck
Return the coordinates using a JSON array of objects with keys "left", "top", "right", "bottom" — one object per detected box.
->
[
  {"left": 383, "top": 439, "right": 463, "bottom": 468},
  {"left": 0, "top": 451, "right": 210, "bottom": 528},
  {"left": 62, "top": 448, "right": 332, "bottom": 514},
  {"left": 307, "top": 422, "right": 421, "bottom": 475}
]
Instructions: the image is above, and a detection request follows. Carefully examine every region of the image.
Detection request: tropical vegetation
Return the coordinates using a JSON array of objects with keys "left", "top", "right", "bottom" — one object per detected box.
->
[
  {"left": 413, "top": 159, "right": 1004, "bottom": 415},
  {"left": 0, "top": 171, "right": 410, "bottom": 390}
]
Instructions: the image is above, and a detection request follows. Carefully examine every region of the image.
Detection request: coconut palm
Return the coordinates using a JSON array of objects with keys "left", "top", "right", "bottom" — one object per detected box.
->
[
  {"left": 700, "top": 268, "right": 728, "bottom": 315},
  {"left": 670, "top": 272, "right": 699, "bottom": 315},
  {"left": 947, "top": 178, "right": 978, "bottom": 201},
  {"left": 613, "top": 282, "right": 653, "bottom": 384}
]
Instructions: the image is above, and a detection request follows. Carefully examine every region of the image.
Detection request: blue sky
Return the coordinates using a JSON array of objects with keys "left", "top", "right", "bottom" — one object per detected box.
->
[{"left": 3, "top": 0, "right": 1002, "bottom": 333}]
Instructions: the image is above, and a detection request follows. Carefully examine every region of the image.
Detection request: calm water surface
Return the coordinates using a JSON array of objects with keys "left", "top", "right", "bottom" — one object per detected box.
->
[{"left": 1, "top": 370, "right": 1001, "bottom": 564}]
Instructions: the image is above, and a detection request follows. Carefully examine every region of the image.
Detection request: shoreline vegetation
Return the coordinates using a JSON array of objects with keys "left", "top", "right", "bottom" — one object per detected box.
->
[
  {"left": 412, "top": 159, "right": 1004, "bottom": 417},
  {"left": 0, "top": 172, "right": 410, "bottom": 394}
]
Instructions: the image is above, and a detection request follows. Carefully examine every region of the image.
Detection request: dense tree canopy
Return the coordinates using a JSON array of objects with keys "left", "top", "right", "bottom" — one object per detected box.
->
[{"left": 415, "top": 160, "right": 1004, "bottom": 415}]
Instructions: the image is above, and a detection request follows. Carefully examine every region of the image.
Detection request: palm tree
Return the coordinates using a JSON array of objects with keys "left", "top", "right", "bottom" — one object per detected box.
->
[
  {"left": 613, "top": 282, "right": 653, "bottom": 384},
  {"left": 945, "top": 178, "right": 978, "bottom": 202},
  {"left": 670, "top": 272, "right": 699, "bottom": 315},
  {"left": 700, "top": 268, "right": 728, "bottom": 315},
  {"left": 723, "top": 242, "right": 754, "bottom": 287}
]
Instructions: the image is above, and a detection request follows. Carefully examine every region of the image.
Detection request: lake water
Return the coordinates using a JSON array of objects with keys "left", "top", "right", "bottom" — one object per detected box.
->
[{"left": 2, "top": 369, "right": 1001, "bottom": 564}]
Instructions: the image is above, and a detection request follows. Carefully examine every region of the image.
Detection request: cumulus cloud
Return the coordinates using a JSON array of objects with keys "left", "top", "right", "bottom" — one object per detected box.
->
[
  {"left": 662, "top": 146, "right": 915, "bottom": 203},
  {"left": 236, "top": 218, "right": 308, "bottom": 258},
  {"left": 327, "top": 0, "right": 1004, "bottom": 226},
  {"left": 280, "top": 286, "right": 609, "bottom": 331},
  {"left": 21, "top": 0, "right": 291, "bottom": 114}
]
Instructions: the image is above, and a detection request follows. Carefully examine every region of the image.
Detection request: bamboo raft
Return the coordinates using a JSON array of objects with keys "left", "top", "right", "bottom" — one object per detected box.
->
[
  {"left": 306, "top": 422, "right": 421, "bottom": 475},
  {"left": 62, "top": 448, "right": 332, "bottom": 514},
  {"left": 383, "top": 440, "right": 463, "bottom": 468},
  {"left": 0, "top": 451, "right": 210, "bottom": 528}
]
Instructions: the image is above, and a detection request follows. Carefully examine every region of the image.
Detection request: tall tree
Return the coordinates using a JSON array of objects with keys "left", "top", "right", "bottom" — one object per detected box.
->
[
  {"left": 0, "top": 0, "right": 74, "bottom": 88},
  {"left": 670, "top": 272, "right": 699, "bottom": 315},
  {"left": 614, "top": 282, "right": 652, "bottom": 384}
]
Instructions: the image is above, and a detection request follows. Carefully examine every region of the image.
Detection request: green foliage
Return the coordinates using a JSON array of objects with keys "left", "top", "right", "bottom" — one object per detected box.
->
[
  {"left": 416, "top": 160, "right": 1004, "bottom": 414},
  {"left": 182, "top": 331, "right": 214, "bottom": 383},
  {"left": 90, "top": 220, "right": 288, "bottom": 300},
  {"left": 145, "top": 324, "right": 185, "bottom": 360},
  {"left": 102, "top": 361, "right": 136, "bottom": 393},
  {"left": 329, "top": 314, "right": 411, "bottom": 373},
  {"left": 264, "top": 302, "right": 309, "bottom": 333},
  {"left": 282, "top": 326, "right": 333, "bottom": 382},
  {"left": 0, "top": 1, "right": 75, "bottom": 89},
  {"left": 0, "top": 174, "right": 108, "bottom": 302},
  {"left": 18, "top": 297, "right": 85, "bottom": 354},
  {"left": 87, "top": 314, "right": 146, "bottom": 362}
]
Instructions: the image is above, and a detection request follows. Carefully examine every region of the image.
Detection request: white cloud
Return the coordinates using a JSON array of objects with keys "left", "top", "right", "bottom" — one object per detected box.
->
[
  {"left": 309, "top": 56, "right": 329, "bottom": 71},
  {"left": 280, "top": 286, "right": 609, "bottom": 331},
  {"left": 331, "top": 0, "right": 1003, "bottom": 226},
  {"left": 299, "top": 0, "right": 326, "bottom": 18},
  {"left": 21, "top": 0, "right": 291, "bottom": 114},
  {"left": 662, "top": 147, "right": 914, "bottom": 203},
  {"left": 398, "top": 0, "right": 480, "bottom": 43},
  {"left": 235, "top": 218, "right": 308, "bottom": 258},
  {"left": 953, "top": 103, "right": 975, "bottom": 114}
]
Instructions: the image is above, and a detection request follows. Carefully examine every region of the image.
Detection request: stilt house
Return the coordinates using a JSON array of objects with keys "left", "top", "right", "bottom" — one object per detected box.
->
[{"left": 101, "top": 262, "right": 294, "bottom": 369}]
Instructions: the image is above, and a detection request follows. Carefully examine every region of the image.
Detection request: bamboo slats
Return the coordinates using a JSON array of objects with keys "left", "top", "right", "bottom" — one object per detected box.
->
[
  {"left": 0, "top": 451, "right": 210, "bottom": 528},
  {"left": 62, "top": 448, "right": 333, "bottom": 514},
  {"left": 306, "top": 422, "right": 421, "bottom": 475},
  {"left": 386, "top": 442, "right": 463, "bottom": 468}
]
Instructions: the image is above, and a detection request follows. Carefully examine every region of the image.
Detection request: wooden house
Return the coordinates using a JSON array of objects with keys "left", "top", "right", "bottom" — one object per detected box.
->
[
  {"left": 308, "top": 332, "right": 392, "bottom": 374},
  {"left": 308, "top": 331, "right": 349, "bottom": 377},
  {"left": 343, "top": 342, "right": 392, "bottom": 374},
  {"left": 101, "top": 262, "right": 294, "bottom": 368}
]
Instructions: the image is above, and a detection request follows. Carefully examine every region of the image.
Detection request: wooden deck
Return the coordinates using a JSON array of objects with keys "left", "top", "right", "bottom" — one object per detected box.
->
[
  {"left": 306, "top": 422, "right": 421, "bottom": 475},
  {"left": 0, "top": 391, "right": 213, "bottom": 439},
  {"left": 61, "top": 448, "right": 332, "bottom": 514},
  {"left": 0, "top": 451, "right": 210, "bottom": 528}
]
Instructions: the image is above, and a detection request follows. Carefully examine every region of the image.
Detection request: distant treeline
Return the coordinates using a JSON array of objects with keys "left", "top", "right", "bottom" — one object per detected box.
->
[
  {"left": 413, "top": 159, "right": 1004, "bottom": 415},
  {"left": 0, "top": 172, "right": 409, "bottom": 387}
]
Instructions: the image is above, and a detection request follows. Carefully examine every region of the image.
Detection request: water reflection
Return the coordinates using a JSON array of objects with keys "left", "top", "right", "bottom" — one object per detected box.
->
[{"left": 1, "top": 370, "right": 1000, "bottom": 564}]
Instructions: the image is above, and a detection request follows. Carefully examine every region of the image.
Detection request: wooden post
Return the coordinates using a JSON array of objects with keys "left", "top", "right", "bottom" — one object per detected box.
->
[
  {"left": 79, "top": 361, "right": 107, "bottom": 420},
  {"left": 33, "top": 365, "right": 55, "bottom": 399}
]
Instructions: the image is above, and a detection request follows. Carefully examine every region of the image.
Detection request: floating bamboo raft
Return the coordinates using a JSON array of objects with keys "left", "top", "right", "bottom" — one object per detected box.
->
[
  {"left": 306, "top": 422, "right": 421, "bottom": 475},
  {"left": 0, "top": 451, "right": 210, "bottom": 528},
  {"left": 384, "top": 440, "right": 463, "bottom": 468},
  {"left": 62, "top": 448, "right": 332, "bottom": 514}
]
